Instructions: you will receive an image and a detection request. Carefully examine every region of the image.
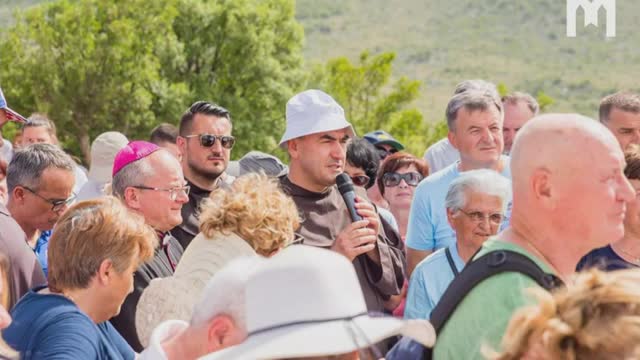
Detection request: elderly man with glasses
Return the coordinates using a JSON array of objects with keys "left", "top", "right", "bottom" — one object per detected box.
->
[
  {"left": 404, "top": 169, "right": 511, "bottom": 321},
  {"left": 109, "top": 140, "right": 188, "bottom": 352},
  {"left": 173, "top": 101, "right": 236, "bottom": 249},
  {"left": 0, "top": 143, "right": 75, "bottom": 309}
]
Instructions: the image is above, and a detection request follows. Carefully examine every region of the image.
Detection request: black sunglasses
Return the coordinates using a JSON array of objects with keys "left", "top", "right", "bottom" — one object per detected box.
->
[
  {"left": 184, "top": 134, "right": 235, "bottom": 149},
  {"left": 382, "top": 172, "right": 423, "bottom": 187},
  {"left": 376, "top": 147, "right": 398, "bottom": 160},
  {"left": 351, "top": 175, "right": 370, "bottom": 187}
]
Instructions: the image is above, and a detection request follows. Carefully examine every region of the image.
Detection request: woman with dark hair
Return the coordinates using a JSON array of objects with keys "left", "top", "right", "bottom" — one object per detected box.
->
[
  {"left": 378, "top": 152, "right": 429, "bottom": 240},
  {"left": 344, "top": 137, "right": 399, "bottom": 231},
  {"left": 578, "top": 144, "right": 640, "bottom": 271}
]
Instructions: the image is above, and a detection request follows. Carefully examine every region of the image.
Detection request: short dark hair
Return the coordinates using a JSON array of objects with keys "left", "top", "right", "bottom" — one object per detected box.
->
[
  {"left": 599, "top": 91, "right": 640, "bottom": 124},
  {"left": 346, "top": 137, "right": 379, "bottom": 189},
  {"left": 149, "top": 123, "right": 178, "bottom": 145},
  {"left": 377, "top": 152, "right": 429, "bottom": 196},
  {"left": 179, "top": 101, "right": 231, "bottom": 136}
]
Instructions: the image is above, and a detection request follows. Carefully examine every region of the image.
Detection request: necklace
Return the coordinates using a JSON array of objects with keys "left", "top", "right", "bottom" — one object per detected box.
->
[{"left": 612, "top": 243, "right": 640, "bottom": 266}]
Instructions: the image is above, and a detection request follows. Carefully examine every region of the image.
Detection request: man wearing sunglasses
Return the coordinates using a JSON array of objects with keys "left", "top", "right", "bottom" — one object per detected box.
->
[
  {"left": 173, "top": 101, "right": 236, "bottom": 249},
  {"left": 1, "top": 143, "right": 76, "bottom": 309},
  {"left": 406, "top": 89, "right": 512, "bottom": 277},
  {"left": 110, "top": 141, "right": 187, "bottom": 351},
  {"left": 279, "top": 90, "right": 405, "bottom": 353}
]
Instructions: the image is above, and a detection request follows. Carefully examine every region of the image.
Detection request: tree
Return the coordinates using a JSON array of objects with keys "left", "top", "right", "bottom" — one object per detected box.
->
[
  {"left": 164, "top": 0, "right": 305, "bottom": 157},
  {"left": 0, "top": 0, "right": 183, "bottom": 164},
  {"left": 0, "top": 0, "right": 306, "bottom": 162},
  {"left": 309, "top": 50, "right": 431, "bottom": 156}
]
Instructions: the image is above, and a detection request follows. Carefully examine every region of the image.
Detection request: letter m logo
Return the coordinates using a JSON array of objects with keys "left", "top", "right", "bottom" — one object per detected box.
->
[{"left": 566, "top": 0, "right": 616, "bottom": 37}]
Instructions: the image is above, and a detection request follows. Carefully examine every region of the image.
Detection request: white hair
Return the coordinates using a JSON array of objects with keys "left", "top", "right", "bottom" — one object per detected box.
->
[
  {"left": 444, "top": 169, "right": 512, "bottom": 214},
  {"left": 190, "top": 255, "right": 263, "bottom": 330}
]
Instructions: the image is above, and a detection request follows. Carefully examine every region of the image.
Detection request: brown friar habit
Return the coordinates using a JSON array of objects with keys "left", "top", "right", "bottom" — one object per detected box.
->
[{"left": 279, "top": 176, "right": 406, "bottom": 313}]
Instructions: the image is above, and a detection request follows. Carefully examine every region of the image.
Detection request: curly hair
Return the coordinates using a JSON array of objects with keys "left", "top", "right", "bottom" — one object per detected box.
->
[
  {"left": 199, "top": 173, "right": 300, "bottom": 256},
  {"left": 485, "top": 269, "right": 640, "bottom": 360}
]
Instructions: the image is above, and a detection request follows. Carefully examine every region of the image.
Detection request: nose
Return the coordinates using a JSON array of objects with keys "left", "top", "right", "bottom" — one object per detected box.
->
[
  {"left": 619, "top": 176, "right": 635, "bottom": 203},
  {"left": 398, "top": 178, "right": 409, "bottom": 188},
  {"left": 331, "top": 141, "right": 346, "bottom": 160},
  {"left": 210, "top": 138, "right": 223, "bottom": 153},
  {"left": 176, "top": 189, "right": 189, "bottom": 204}
]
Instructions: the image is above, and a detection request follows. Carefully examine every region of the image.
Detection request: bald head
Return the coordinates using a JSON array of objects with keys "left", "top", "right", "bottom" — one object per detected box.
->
[
  {"left": 508, "top": 113, "right": 633, "bottom": 254},
  {"left": 510, "top": 114, "right": 620, "bottom": 189}
]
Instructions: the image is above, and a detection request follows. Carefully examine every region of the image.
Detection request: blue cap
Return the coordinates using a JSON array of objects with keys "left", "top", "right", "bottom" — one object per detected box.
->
[{"left": 363, "top": 130, "right": 404, "bottom": 151}]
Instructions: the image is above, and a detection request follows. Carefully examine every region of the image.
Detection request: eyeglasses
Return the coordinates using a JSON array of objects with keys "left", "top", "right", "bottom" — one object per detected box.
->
[
  {"left": 351, "top": 175, "right": 370, "bottom": 187},
  {"left": 22, "top": 186, "right": 76, "bottom": 212},
  {"left": 382, "top": 172, "right": 423, "bottom": 188},
  {"left": 132, "top": 185, "right": 190, "bottom": 201},
  {"left": 458, "top": 209, "right": 504, "bottom": 225},
  {"left": 184, "top": 134, "right": 235, "bottom": 149},
  {"left": 376, "top": 147, "right": 398, "bottom": 160}
]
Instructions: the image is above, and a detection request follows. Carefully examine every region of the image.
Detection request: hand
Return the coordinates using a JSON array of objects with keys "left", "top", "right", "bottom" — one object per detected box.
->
[
  {"left": 331, "top": 219, "right": 377, "bottom": 262},
  {"left": 354, "top": 196, "right": 381, "bottom": 236}
]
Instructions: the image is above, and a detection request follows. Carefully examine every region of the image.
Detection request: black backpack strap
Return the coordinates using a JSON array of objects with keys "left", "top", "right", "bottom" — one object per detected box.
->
[
  {"left": 444, "top": 247, "right": 460, "bottom": 276},
  {"left": 421, "top": 249, "right": 563, "bottom": 360}
]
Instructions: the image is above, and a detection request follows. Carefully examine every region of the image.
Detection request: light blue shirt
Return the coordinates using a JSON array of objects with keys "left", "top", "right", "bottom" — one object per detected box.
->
[
  {"left": 405, "top": 157, "right": 512, "bottom": 251},
  {"left": 404, "top": 244, "right": 465, "bottom": 320}
]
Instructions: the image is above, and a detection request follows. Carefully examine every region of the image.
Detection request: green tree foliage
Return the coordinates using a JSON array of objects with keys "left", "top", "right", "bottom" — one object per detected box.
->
[
  {"left": 0, "top": 0, "right": 305, "bottom": 163},
  {"left": 309, "top": 50, "right": 442, "bottom": 157},
  {"left": 0, "top": 0, "right": 181, "bottom": 163},
  {"left": 165, "top": 0, "right": 305, "bottom": 156}
]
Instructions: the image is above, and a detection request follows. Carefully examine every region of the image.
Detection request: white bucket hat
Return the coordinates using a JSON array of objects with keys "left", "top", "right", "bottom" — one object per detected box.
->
[
  {"left": 88, "top": 131, "right": 129, "bottom": 183},
  {"left": 201, "top": 245, "right": 435, "bottom": 360},
  {"left": 279, "top": 89, "right": 356, "bottom": 149}
]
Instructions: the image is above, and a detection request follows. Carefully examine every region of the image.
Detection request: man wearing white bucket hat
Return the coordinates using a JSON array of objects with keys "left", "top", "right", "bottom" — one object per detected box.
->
[
  {"left": 278, "top": 89, "right": 406, "bottom": 352},
  {"left": 195, "top": 245, "right": 434, "bottom": 360}
]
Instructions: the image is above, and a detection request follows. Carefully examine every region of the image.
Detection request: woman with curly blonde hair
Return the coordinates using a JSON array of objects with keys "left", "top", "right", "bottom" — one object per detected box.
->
[
  {"left": 136, "top": 173, "right": 300, "bottom": 346},
  {"left": 485, "top": 269, "right": 640, "bottom": 360}
]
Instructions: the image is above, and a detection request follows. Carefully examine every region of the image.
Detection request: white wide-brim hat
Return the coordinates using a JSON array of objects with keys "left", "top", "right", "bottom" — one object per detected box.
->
[
  {"left": 200, "top": 245, "right": 435, "bottom": 359},
  {"left": 279, "top": 89, "right": 355, "bottom": 149}
]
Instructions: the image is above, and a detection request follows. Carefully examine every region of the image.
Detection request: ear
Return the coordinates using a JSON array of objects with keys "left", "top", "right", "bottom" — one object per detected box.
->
[
  {"left": 97, "top": 258, "right": 115, "bottom": 286},
  {"left": 287, "top": 139, "right": 301, "bottom": 160},
  {"left": 176, "top": 136, "right": 187, "bottom": 158},
  {"left": 531, "top": 167, "right": 553, "bottom": 204},
  {"left": 446, "top": 207, "right": 457, "bottom": 228},
  {"left": 206, "top": 315, "right": 238, "bottom": 352},
  {"left": 123, "top": 187, "right": 142, "bottom": 210},
  {"left": 11, "top": 186, "right": 27, "bottom": 204},
  {"left": 447, "top": 131, "right": 459, "bottom": 151}
]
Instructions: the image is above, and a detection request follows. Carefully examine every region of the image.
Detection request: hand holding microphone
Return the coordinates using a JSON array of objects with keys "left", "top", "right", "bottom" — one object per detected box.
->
[{"left": 333, "top": 173, "right": 380, "bottom": 261}]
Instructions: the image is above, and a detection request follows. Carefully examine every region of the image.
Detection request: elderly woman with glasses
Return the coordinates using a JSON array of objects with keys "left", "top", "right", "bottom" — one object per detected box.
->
[
  {"left": 404, "top": 169, "right": 511, "bottom": 320},
  {"left": 3, "top": 197, "right": 157, "bottom": 359},
  {"left": 135, "top": 173, "right": 300, "bottom": 347},
  {"left": 377, "top": 152, "right": 429, "bottom": 241}
]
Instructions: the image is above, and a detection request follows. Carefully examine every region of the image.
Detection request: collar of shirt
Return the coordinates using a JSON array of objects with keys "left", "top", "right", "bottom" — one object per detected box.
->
[{"left": 138, "top": 320, "right": 189, "bottom": 360}]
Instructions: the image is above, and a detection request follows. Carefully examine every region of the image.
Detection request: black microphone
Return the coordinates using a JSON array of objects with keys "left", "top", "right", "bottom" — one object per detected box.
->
[{"left": 336, "top": 173, "right": 363, "bottom": 222}]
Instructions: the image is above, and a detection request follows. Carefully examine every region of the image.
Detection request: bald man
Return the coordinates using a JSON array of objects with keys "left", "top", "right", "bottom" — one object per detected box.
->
[{"left": 432, "top": 114, "right": 634, "bottom": 359}]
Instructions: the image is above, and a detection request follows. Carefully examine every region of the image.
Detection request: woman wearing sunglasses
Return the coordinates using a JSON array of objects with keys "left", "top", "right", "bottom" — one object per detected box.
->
[{"left": 377, "top": 152, "right": 429, "bottom": 242}]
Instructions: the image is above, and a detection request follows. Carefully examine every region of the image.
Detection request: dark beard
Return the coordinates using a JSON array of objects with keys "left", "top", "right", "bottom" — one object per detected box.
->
[{"left": 187, "top": 157, "right": 226, "bottom": 182}]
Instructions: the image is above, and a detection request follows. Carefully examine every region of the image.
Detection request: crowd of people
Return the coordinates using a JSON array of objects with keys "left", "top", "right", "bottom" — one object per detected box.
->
[{"left": 1, "top": 80, "right": 640, "bottom": 359}]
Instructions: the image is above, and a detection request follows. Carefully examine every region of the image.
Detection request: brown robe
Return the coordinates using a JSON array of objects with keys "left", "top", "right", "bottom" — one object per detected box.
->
[{"left": 279, "top": 176, "right": 406, "bottom": 313}]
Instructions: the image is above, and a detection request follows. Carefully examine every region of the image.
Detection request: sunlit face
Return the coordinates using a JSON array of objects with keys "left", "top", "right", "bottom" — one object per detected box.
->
[
  {"left": 382, "top": 165, "right": 420, "bottom": 211},
  {"left": 129, "top": 151, "right": 188, "bottom": 232},
  {"left": 22, "top": 126, "right": 56, "bottom": 145},
  {"left": 604, "top": 108, "right": 640, "bottom": 151},
  {"left": 106, "top": 252, "right": 138, "bottom": 319},
  {"left": 289, "top": 129, "right": 350, "bottom": 191},
  {"left": 449, "top": 106, "right": 504, "bottom": 167},
  {"left": 18, "top": 167, "right": 75, "bottom": 230},
  {"left": 552, "top": 139, "right": 634, "bottom": 249},
  {"left": 178, "top": 114, "right": 233, "bottom": 182},
  {"left": 503, "top": 101, "right": 535, "bottom": 155},
  {"left": 447, "top": 191, "right": 504, "bottom": 250}
]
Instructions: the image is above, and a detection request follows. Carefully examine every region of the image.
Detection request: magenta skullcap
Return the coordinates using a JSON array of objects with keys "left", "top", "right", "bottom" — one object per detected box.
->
[{"left": 112, "top": 140, "right": 161, "bottom": 177}]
